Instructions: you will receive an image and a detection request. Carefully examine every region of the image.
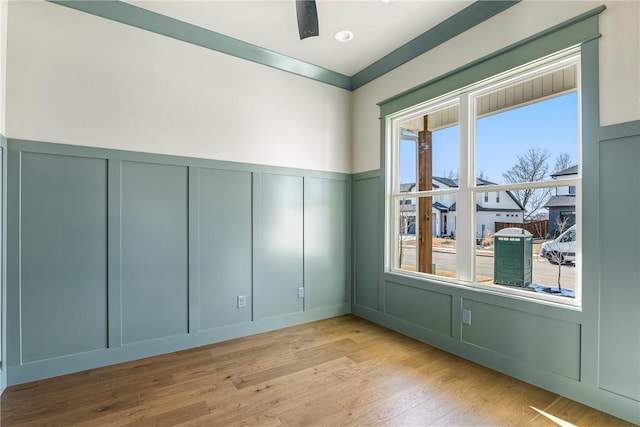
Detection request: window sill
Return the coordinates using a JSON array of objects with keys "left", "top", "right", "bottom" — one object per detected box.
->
[{"left": 384, "top": 268, "right": 582, "bottom": 311}]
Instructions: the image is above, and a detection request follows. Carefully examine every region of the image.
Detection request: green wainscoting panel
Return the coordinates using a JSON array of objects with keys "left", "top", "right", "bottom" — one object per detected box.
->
[
  {"left": 253, "top": 173, "right": 304, "bottom": 319},
  {"left": 461, "top": 299, "right": 581, "bottom": 380},
  {"left": 353, "top": 177, "right": 381, "bottom": 310},
  {"left": 304, "top": 177, "right": 348, "bottom": 310},
  {"left": 598, "top": 135, "right": 640, "bottom": 401},
  {"left": 121, "top": 161, "right": 189, "bottom": 344},
  {"left": 197, "top": 168, "right": 252, "bottom": 330},
  {"left": 19, "top": 152, "right": 108, "bottom": 362},
  {"left": 385, "top": 281, "right": 452, "bottom": 337}
]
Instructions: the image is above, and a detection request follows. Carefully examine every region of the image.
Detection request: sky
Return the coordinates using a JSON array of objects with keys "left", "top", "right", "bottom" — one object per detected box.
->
[{"left": 399, "top": 92, "right": 579, "bottom": 185}]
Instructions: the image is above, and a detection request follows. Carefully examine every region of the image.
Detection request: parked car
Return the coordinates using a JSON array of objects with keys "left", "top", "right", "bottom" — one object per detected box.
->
[{"left": 539, "top": 225, "right": 576, "bottom": 264}]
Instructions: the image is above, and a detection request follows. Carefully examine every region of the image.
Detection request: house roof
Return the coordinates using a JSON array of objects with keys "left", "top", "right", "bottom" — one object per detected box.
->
[
  {"left": 399, "top": 183, "right": 416, "bottom": 193},
  {"left": 433, "top": 201, "right": 449, "bottom": 212},
  {"left": 551, "top": 165, "right": 578, "bottom": 178},
  {"left": 544, "top": 195, "right": 576, "bottom": 208},
  {"left": 432, "top": 176, "right": 458, "bottom": 188},
  {"left": 449, "top": 203, "right": 524, "bottom": 212}
]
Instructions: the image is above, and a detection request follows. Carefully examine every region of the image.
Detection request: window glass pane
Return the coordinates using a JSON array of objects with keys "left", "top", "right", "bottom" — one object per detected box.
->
[
  {"left": 475, "top": 89, "right": 579, "bottom": 186},
  {"left": 473, "top": 186, "right": 577, "bottom": 298},
  {"left": 396, "top": 195, "right": 457, "bottom": 280},
  {"left": 399, "top": 105, "right": 460, "bottom": 193}
]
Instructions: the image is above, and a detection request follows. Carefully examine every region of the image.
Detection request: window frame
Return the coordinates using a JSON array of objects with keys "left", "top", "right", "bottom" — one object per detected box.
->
[{"left": 386, "top": 49, "right": 582, "bottom": 307}]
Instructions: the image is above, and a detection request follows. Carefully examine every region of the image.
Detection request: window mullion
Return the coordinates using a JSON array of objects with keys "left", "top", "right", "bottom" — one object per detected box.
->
[{"left": 456, "top": 93, "right": 474, "bottom": 282}]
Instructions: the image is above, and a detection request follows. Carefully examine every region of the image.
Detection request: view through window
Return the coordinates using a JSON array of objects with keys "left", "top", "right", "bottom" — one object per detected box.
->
[{"left": 390, "top": 51, "right": 580, "bottom": 303}]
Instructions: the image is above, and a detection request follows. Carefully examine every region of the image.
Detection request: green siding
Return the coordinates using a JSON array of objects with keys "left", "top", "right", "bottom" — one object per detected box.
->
[
  {"left": 19, "top": 153, "right": 108, "bottom": 362},
  {"left": 121, "top": 161, "right": 189, "bottom": 344},
  {"left": 197, "top": 168, "right": 253, "bottom": 330},
  {"left": 353, "top": 176, "right": 381, "bottom": 310},
  {"left": 598, "top": 135, "right": 640, "bottom": 401},
  {"left": 253, "top": 173, "right": 304, "bottom": 319},
  {"left": 304, "top": 177, "right": 348, "bottom": 310}
]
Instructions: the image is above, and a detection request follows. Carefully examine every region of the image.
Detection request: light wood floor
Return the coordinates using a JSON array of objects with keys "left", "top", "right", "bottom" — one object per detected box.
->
[{"left": 0, "top": 315, "right": 634, "bottom": 426}]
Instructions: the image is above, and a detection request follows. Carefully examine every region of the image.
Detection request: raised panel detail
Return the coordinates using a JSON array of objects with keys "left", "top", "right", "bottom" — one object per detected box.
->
[
  {"left": 385, "top": 282, "right": 452, "bottom": 336},
  {"left": 198, "top": 168, "right": 252, "bottom": 330},
  {"left": 20, "top": 153, "right": 108, "bottom": 362},
  {"left": 598, "top": 136, "right": 640, "bottom": 400},
  {"left": 254, "top": 174, "right": 303, "bottom": 319},
  {"left": 462, "top": 299, "right": 580, "bottom": 380},
  {"left": 304, "top": 178, "right": 348, "bottom": 309},
  {"left": 121, "top": 162, "right": 188, "bottom": 344},
  {"left": 354, "top": 177, "right": 380, "bottom": 310}
]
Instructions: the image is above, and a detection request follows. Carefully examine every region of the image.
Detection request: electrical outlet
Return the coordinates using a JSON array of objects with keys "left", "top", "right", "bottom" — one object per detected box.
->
[
  {"left": 298, "top": 287, "right": 305, "bottom": 299},
  {"left": 462, "top": 309, "right": 471, "bottom": 325},
  {"left": 237, "top": 295, "right": 246, "bottom": 308}
]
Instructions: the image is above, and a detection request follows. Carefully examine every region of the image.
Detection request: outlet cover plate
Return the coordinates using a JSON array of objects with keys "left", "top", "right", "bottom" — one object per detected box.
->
[
  {"left": 462, "top": 309, "right": 471, "bottom": 325},
  {"left": 237, "top": 295, "right": 246, "bottom": 308}
]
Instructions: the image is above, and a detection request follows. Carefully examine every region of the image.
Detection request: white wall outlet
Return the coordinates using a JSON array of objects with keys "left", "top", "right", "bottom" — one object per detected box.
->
[
  {"left": 237, "top": 295, "right": 246, "bottom": 308},
  {"left": 298, "top": 287, "right": 305, "bottom": 299},
  {"left": 462, "top": 309, "right": 472, "bottom": 325}
]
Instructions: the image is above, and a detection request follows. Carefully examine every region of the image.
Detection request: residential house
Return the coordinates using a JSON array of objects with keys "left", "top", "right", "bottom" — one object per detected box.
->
[
  {"left": 545, "top": 165, "right": 578, "bottom": 236},
  {"left": 400, "top": 177, "right": 524, "bottom": 238}
]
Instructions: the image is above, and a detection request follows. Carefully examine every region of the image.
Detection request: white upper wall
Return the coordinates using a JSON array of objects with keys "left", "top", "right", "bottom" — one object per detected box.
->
[
  {"left": 352, "top": 1, "right": 640, "bottom": 174},
  {"left": 0, "top": 0, "right": 7, "bottom": 136},
  {"left": 5, "top": 1, "right": 352, "bottom": 173}
]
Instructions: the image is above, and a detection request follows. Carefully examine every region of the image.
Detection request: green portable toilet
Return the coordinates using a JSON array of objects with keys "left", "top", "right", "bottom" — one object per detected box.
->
[{"left": 493, "top": 227, "right": 533, "bottom": 287}]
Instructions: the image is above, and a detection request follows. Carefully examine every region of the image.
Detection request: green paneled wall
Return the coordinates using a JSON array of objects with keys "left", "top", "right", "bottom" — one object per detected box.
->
[
  {"left": 6, "top": 140, "right": 350, "bottom": 384},
  {"left": 461, "top": 299, "right": 580, "bottom": 380},
  {"left": 197, "top": 168, "right": 253, "bottom": 330},
  {"left": 254, "top": 173, "right": 304, "bottom": 319},
  {"left": 598, "top": 134, "right": 640, "bottom": 401},
  {"left": 385, "top": 282, "right": 452, "bottom": 337},
  {"left": 304, "top": 177, "right": 349, "bottom": 310},
  {"left": 121, "top": 161, "right": 189, "bottom": 344},
  {"left": 353, "top": 176, "right": 381, "bottom": 310},
  {"left": 19, "top": 153, "right": 108, "bottom": 362}
]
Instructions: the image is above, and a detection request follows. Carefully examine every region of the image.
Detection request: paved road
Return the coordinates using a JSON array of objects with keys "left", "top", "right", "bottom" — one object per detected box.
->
[{"left": 400, "top": 248, "right": 576, "bottom": 290}]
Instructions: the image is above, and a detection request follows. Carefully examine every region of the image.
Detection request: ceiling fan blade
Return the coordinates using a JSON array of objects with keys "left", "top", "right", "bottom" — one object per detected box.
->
[{"left": 296, "top": 0, "right": 319, "bottom": 40}]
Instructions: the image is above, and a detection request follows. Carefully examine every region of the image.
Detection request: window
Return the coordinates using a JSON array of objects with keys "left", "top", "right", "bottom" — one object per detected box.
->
[{"left": 388, "top": 51, "right": 581, "bottom": 304}]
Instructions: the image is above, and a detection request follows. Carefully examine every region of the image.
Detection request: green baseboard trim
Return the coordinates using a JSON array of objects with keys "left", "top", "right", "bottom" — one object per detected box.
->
[{"left": 7, "top": 304, "right": 349, "bottom": 386}]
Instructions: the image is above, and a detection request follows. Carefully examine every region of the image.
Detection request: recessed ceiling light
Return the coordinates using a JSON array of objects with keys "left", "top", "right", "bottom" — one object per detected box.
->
[{"left": 334, "top": 30, "right": 354, "bottom": 42}]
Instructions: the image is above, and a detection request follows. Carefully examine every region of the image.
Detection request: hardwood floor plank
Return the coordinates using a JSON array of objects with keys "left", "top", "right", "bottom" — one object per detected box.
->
[{"left": 1, "top": 315, "right": 635, "bottom": 426}]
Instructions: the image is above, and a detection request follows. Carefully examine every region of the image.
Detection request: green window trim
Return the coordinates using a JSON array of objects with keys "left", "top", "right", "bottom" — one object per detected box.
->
[
  {"left": 378, "top": 5, "right": 605, "bottom": 117},
  {"left": 379, "top": 5, "right": 604, "bottom": 308}
]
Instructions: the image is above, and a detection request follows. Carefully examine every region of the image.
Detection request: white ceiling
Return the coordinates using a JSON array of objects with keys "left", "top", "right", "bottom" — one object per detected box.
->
[{"left": 125, "top": 0, "right": 473, "bottom": 76}]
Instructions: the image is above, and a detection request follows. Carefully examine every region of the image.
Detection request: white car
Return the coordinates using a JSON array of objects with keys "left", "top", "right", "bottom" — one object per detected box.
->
[{"left": 539, "top": 225, "right": 576, "bottom": 264}]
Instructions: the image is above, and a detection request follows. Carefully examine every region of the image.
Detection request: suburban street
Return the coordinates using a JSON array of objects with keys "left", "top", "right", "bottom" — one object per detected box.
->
[{"left": 401, "top": 247, "right": 576, "bottom": 290}]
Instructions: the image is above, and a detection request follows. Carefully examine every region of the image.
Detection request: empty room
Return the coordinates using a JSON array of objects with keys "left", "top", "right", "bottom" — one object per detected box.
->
[{"left": 0, "top": 0, "right": 638, "bottom": 425}]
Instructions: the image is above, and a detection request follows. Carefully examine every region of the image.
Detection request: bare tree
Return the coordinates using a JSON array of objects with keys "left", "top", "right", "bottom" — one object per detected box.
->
[
  {"left": 554, "top": 153, "right": 572, "bottom": 173},
  {"left": 547, "top": 216, "right": 570, "bottom": 290},
  {"left": 444, "top": 169, "right": 488, "bottom": 181},
  {"left": 502, "top": 148, "right": 551, "bottom": 221}
]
